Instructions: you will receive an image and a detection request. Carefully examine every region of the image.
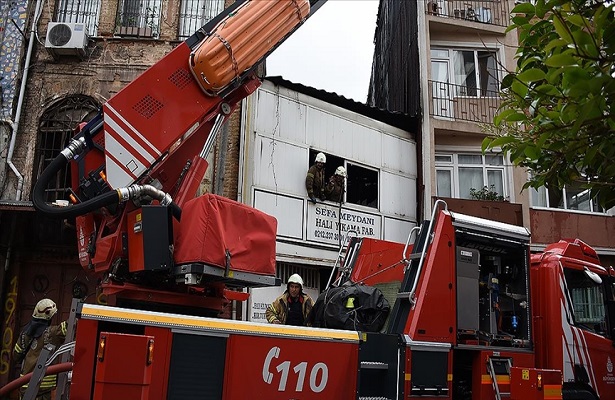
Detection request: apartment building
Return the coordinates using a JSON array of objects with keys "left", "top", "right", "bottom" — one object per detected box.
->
[{"left": 368, "top": 0, "right": 615, "bottom": 268}]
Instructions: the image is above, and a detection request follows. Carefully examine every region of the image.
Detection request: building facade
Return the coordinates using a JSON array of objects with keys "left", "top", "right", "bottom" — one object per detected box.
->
[{"left": 368, "top": 0, "right": 615, "bottom": 267}]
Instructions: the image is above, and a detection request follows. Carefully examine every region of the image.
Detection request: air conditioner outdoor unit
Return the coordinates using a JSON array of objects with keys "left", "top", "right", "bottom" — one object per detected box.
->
[{"left": 45, "top": 22, "right": 88, "bottom": 58}]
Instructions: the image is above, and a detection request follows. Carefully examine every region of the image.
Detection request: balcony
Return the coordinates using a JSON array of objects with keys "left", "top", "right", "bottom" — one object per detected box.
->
[
  {"left": 428, "top": 80, "right": 501, "bottom": 124},
  {"left": 425, "top": 0, "right": 511, "bottom": 28},
  {"left": 434, "top": 196, "right": 523, "bottom": 226}
]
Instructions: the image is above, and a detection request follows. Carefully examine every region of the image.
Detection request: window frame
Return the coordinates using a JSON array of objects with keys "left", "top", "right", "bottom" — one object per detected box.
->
[
  {"left": 55, "top": 0, "right": 101, "bottom": 36},
  {"left": 178, "top": 0, "right": 225, "bottom": 40},
  {"left": 530, "top": 179, "right": 606, "bottom": 214},
  {"left": 430, "top": 46, "right": 500, "bottom": 98},
  {"left": 435, "top": 151, "right": 509, "bottom": 200}
]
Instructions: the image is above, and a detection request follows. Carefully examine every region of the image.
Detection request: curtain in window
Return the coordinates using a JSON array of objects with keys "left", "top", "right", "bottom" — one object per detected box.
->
[
  {"left": 459, "top": 167, "right": 483, "bottom": 198},
  {"left": 452, "top": 50, "right": 477, "bottom": 96},
  {"left": 56, "top": 0, "right": 101, "bottom": 36},
  {"left": 477, "top": 51, "right": 498, "bottom": 96},
  {"left": 179, "top": 0, "right": 225, "bottom": 39},
  {"left": 436, "top": 170, "right": 452, "bottom": 197}
]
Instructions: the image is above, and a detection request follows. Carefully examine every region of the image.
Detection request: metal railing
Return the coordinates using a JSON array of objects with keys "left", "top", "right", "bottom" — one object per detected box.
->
[
  {"left": 115, "top": 0, "right": 162, "bottom": 38},
  {"left": 425, "top": 0, "right": 511, "bottom": 28},
  {"left": 429, "top": 80, "right": 502, "bottom": 123},
  {"left": 178, "top": 0, "right": 225, "bottom": 39},
  {"left": 55, "top": 0, "right": 101, "bottom": 36}
]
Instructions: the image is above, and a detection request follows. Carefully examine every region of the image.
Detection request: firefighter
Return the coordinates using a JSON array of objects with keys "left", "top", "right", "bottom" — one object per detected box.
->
[
  {"left": 305, "top": 152, "right": 327, "bottom": 203},
  {"left": 13, "top": 298, "right": 67, "bottom": 400},
  {"left": 266, "top": 274, "right": 314, "bottom": 326},
  {"left": 325, "top": 166, "right": 347, "bottom": 203}
]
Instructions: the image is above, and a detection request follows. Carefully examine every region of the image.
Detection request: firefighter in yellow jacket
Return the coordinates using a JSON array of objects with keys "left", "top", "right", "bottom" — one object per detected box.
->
[
  {"left": 266, "top": 274, "right": 314, "bottom": 326},
  {"left": 13, "top": 298, "right": 67, "bottom": 400}
]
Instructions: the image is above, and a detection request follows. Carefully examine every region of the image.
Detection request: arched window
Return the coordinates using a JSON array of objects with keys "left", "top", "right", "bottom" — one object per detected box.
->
[{"left": 34, "top": 95, "right": 99, "bottom": 203}]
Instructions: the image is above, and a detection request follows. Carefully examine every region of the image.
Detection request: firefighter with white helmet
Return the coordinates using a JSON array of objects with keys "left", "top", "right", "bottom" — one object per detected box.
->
[
  {"left": 305, "top": 152, "right": 327, "bottom": 204},
  {"left": 325, "top": 165, "right": 347, "bottom": 203},
  {"left": 266, "top": 274, "right": 314, "bottom": 326},
  {"left": 13, "top": 298, "right": 67, "bottom": 400}
]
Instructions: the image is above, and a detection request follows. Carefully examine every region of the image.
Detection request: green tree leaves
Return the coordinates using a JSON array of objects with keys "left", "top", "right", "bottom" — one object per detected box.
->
[{"left": 485, "top": 0, "right": 615, "bottom": 209}]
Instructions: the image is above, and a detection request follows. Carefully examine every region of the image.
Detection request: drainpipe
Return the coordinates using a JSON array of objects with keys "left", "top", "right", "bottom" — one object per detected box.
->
[{"left": 6, "top": 0, "right": 43, "bottom": 201}]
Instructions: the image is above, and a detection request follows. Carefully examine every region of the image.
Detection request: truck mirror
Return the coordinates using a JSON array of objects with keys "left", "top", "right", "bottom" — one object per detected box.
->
[{"left": 584, "top": 267, "right": 602, "bottom": 285}]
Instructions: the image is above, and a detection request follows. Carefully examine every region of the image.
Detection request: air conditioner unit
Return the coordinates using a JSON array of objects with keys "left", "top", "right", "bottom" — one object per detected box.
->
[{"left": 45, "top": 22, "right": 88, "bottom": 58}]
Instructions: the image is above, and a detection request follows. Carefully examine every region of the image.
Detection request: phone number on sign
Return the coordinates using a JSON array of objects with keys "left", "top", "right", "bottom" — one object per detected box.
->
[{"left": 313, "top": 230, "right": 342, "bottom": 241}]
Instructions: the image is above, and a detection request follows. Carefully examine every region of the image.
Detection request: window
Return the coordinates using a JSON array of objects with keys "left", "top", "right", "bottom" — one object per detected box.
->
[
  {"left": 308, "top": 150, "right": 379, "bottom": 209},
  {"left": 116, "top": 0, "right": 162, "bottom": 38},
  {"left": 564, "top": 267, "right": 608, "bottom": 335},
  {"left": 435, "top": 153, "right": 507, "bottom": 199},
  {"left": 179, "top": 0, "right": 225, "bottom": 40},
  {"left": 431, "top": 48, "right": 499, "bottom": 97},
  {"left": 35, "top": 95, "right": 100, "bottom": 203},
  {"left": 531, "top": 182, "right": 605, "bottom": 213},
  {"left": 55, "top": 0, "right": 101, "bottom": 36}
]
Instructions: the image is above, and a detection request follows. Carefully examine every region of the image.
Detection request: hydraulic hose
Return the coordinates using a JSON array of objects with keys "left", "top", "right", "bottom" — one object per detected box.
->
[
  {"left": 0, "top": 362, "right": 73, "bottom": 397},
  {"left": 32, "top": 151, "right": 121, "bottom": 219},
  {"left": 33, "top": 149, "right": 182, "bottom": 220}
]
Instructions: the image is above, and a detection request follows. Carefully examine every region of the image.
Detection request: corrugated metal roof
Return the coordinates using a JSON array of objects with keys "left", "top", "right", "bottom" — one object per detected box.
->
[{"left": 265, "top": 76, "right": 419, "bottom": 134}]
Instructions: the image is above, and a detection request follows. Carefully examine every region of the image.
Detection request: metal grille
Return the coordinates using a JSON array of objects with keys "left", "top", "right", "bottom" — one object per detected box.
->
[
  {"left": 276, "top": 262, "right": 319, "bottom": 291},
  {"left": 428, "top": 80, "right": 501, "bottom": 123},
  {"left": 168, "top": 68, "right": 193, "bottom": 90},
  {"left": 133, "top": 95, "right": 164, "bottom": 119},
  {"left": 179, "top": 0, "right": 225, "bottom": 39},
  {"left": 35, "top": 95, "right": 100, "bottom": 203},
  {"left": 55, "top": 0, "right": 101, "bottom": 36},
  {"left": 116, "top": 0, "right": 162, "bottom": 38}
]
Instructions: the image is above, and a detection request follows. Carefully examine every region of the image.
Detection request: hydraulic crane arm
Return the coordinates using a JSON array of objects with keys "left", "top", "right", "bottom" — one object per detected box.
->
[{"left": 30, "top": 0, "right": 328, "bottom": 309}]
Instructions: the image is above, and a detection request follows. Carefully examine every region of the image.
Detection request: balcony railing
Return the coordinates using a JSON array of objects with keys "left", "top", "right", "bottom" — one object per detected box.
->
[
  {"left": 429, "top": 80, "right": 501, "bottom": 123},
  {"left": 425, "top": 0, "right": 511, "bottom": 28}
]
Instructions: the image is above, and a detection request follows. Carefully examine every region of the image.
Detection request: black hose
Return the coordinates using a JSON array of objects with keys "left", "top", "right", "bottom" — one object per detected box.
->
[{"left": 33, "top": 154, "right": 120, "bottom": 219}]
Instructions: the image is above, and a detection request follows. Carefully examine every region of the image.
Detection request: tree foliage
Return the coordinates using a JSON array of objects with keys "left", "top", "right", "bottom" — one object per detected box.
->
[{"left": 483, "top": 0, "right": 615, "bottom": 208}]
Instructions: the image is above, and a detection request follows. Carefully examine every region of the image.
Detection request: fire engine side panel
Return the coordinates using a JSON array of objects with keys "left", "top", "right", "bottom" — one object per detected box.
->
[
  {"left": 223, "top": 335, "right": 359, "bottom": 399},
  {"left": 144, "top": 326, "right": 173, "bottom": 400},
  {"left": 70, "top": 318, "right": 99, "bottom": 400},
  {"left": 471, "top": 350, "right": 535, "bottom": 400},
  {"left": 406, "top": 212, "right": 456, "bottom": 342}
]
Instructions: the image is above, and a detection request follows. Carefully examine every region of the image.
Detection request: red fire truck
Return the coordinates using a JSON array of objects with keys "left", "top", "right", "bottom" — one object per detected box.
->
[{"left": 4, "top": 0, "right": 613, "bottom": 399}]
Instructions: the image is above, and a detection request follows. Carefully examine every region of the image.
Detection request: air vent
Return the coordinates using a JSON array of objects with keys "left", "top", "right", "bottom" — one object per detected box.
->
[{"left": 45, "top": 22, "right": 89, "bottom": 59}]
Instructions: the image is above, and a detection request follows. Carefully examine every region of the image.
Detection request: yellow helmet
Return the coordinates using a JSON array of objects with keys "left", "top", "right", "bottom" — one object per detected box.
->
[{"left": 32, "top": 298, "right": 57, "bottom": 320}]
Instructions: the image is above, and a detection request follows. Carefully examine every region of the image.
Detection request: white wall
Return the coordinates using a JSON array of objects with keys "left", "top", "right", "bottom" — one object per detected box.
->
[{"left": 240, "top": 80, "right": 419, "bottom": 258}]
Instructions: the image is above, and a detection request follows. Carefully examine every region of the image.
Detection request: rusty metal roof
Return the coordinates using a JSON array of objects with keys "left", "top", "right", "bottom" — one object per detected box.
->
[{"left": 265, "top": 76, "right": 419, "bottom": 134}]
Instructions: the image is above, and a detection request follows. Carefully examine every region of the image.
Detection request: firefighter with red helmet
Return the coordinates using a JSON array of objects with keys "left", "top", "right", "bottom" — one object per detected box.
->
[
  {"left": 266, "top": 274, "right": 314, "bottom": 326},
  {"left": 13, "top": 299, "right": 67, "bottom": 400}
]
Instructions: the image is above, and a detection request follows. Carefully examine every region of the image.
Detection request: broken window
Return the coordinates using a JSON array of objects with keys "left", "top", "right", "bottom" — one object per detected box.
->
[
  {"left": 34, "top": 95, "right": 100, "bottom": 203},
  {"left": 307, "top": 150, "right": 378, "bottom": 209}
]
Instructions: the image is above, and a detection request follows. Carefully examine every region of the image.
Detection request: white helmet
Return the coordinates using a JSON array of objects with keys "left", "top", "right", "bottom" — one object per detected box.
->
[
  {"left": 335, "top": 166, "right": 347, "bottom": 178},
  {"left": 287, "top": 274, "right": 304, "bottom": 287},
  {"left": 33, "top": 298, "right": 57, "bottom": 320},
  {"left": 315, "top": 152, "right": 326, "bottom": 163}
]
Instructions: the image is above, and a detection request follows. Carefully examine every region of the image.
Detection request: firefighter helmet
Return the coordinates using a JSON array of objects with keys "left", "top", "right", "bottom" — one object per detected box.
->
[
  {"left": 315, "top": 153, "right": 326, "bottom": 163},
  {"left": 287, "top": 274, "right": 304, "bottom": 287},
  {"left": 32, "top": 298, "right": 57, "bottom": 320},
  {"left": 335, "top": 166, "right": 347, "bottom": 178}
]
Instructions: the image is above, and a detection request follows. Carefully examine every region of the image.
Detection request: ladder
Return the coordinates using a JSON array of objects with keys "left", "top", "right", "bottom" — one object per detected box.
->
[
  {"left": 325, "top": 229, "right": 360, "bottom": 289},
  {"left": 487, "top": 357, "right": 512, "bottom": 400},
  {"left": 386, "top": 199, "right": 447, "bottom": 334}
]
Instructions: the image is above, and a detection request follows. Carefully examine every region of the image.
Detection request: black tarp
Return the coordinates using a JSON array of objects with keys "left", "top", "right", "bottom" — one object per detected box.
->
[{"left": 309, "top": 284, "right": 390, "bottom": 332}]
